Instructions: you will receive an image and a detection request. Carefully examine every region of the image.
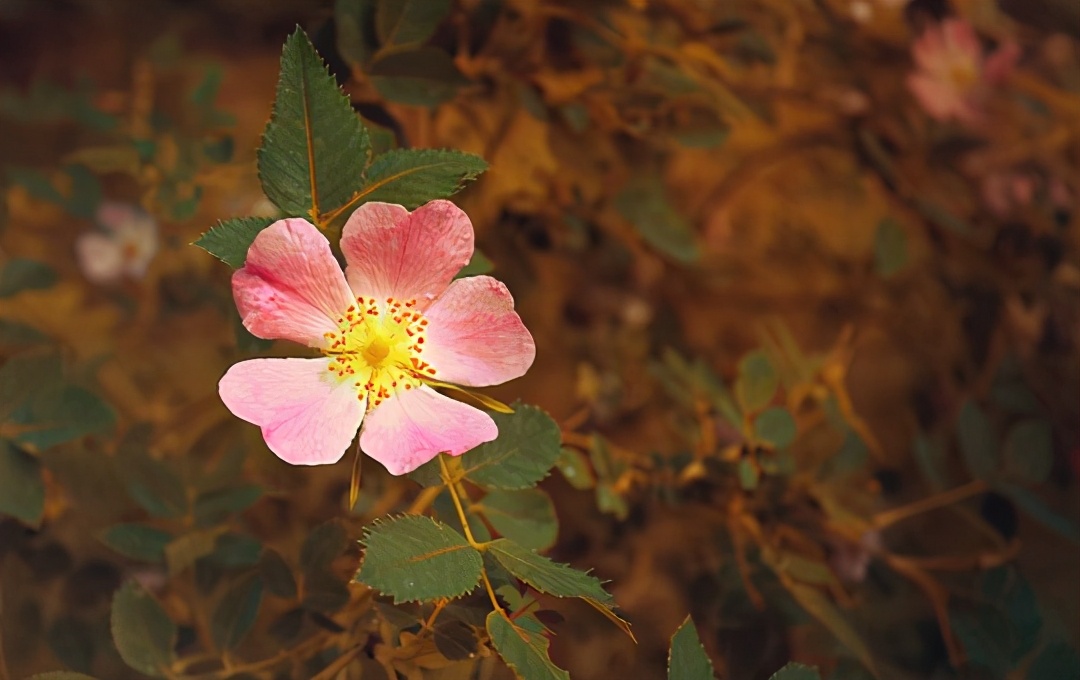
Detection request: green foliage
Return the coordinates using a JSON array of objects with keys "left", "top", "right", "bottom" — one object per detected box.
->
[
  {"left": 769, "top": 663, "right": 823, "bottom": 680},
  {"left": 259, "top": 548, "right": 298, "bottom": 599},
  {"left": 412, "top": 405, "right": 562, "bottom": 489},
  {"left": 1029, "top": 642, "right": 1080, "bottom": 680},
  {"left": 211, "top": 573, "right": 264, "bottom": 651},
  {"left": 736, "top": 350, "right": 778, "bottom": 413},
  {"left": 554, "top": 446, "right": 596, "bottom": 490},
  {"left": 368, "top": 47, "right": 470, "bottom": 106},
  {"left": 0, "top": 439, "right": 44, "bottom": 525},
  {"left": 0, "top": 258, "right": 56, "bottom": 297},
  {"left": 335, "top": 0, "right": 378, "bottom": 66},
  {"left": 782, "top": 580, "right": 876, "bottom": 677},
  {"left": 481, "top": 488, "right": 558, "bottom": 551},
  {"left": 486, "top": 610, "right": 570, "bottom": 680},
  {"left": 257, "top": 29, "right": 369, "bottom": 218},
  {"left": 957, "top": 399, "right": 996, "bottom": 479},
  {"left": 456, "top": 249, "right": 494, "bottom": 278},
  {"left": 487, "top": 539, "right": 611, "bottom": 602},
  {"left": 357, "top": 514, "right": 483, "bottom": 602},
  {"left": 375, "top": 0, "right": 452, "bottom": 49},
  {"left": 1001, "top": 419, "right": 1053, "bottom": 484},
  {"left": 355, "top": 148, "right": 487, "bottom": 208},
  {"left": 668, "top": 616, "right": 716, "bottom": 680},
  {"left": 997, "top": 483, "right": 1080, "bottom": 543},
  {"left": 99, "top": 523, "right": 174, "bottom": 562},
  {"left": 110, "top": 580, "right": 177, "bottom": 677},
  {"left": 193, "top": 483, "right": 263, "bottom": 526},
  {"left": 754, "top": 406, "right": 797, "bottom": 448},
  {"left": 614, "top": 175, "right": 699, "bottom": 263},
  {"left": 193, "top": 217, "right": 275, "bottom": 268},
  {"left": 873, "top": 218, "right": 907, "bottom": 277}
]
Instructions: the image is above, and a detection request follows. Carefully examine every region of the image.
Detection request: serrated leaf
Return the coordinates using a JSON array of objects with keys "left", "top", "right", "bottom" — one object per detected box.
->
[
  {"left": 958, "top": 399, "right": 997, "bottom": 479},
  {"left": 259, "top": 548, "right": 298, "bottom": 599},
  {"left": 110, "top": 580, "right": 176, "bottom": 677},
  {"left": 481, "top": 489, "right": 558, "bottom": 551},
  {"left": 0, "top": 258, "right": 56, "bottom": 297},
  {"left": 754, "top": 407, "right": 796, "bottom": 449},
  {"left": 0, "top": 439, "right": 44, "bottom": 525},
  {"left": 736, "top": 350, "right": 777, "bottom": 413},
  {"left": 357, "top": 514, "right": 482, "bottom": 602},
  {"left": 412, "top": 405, "right": 561, "bottom": 489},
  {"left": 486, "top": 611, "right": 570, "bottom": 680},
  {"left": 193, "top": 217, "right": 275, "bottom": 269},
  {"left": 769, "top": 663, "right": 822, "bottom": 680},
  {"left": 100, "top": 523, "right": 173, "bottom": 562},
  {"left": 614, "top": 175, "right": 699, "bottom": 263},
  {"left": 211, "top": 574, "right": 264, "bottom": 651},
  {"left": 257, "top": 29, "right": 369, "bottom": 218},
  {"left": 487, "top": 539, "right": 611, "bottom": 603},
  {"left": 345, "top": 148, "right": 487, "bottom": 212},
  {"left": 375, "top": 0, "right": 452, "bottom": 48},
  {"left": 668, "top": 616, "right": 716, "bottom": 680},
  {"left": 1001, "top": 419, "right": 1053, "bottom": 484},
  {"left": 335, "top": 0, "right": 378, "bottom": 66}
]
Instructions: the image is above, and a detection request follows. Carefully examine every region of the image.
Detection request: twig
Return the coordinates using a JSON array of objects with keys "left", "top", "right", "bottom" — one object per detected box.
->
[{"left": 873, "top": 479, "right": 988, "bottom": 530}]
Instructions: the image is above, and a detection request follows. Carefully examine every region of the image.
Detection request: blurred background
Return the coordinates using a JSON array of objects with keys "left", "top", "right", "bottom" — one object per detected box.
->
[{"left": 0, "top": 0, "right": 1078, "bottom": 678}]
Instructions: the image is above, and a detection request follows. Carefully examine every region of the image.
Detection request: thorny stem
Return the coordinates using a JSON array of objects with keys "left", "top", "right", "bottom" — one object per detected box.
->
[
  {"left": 873, "top": 479, "right": 989, "bottom": 530},
  {"left": 438, "top": 456, "right": 505, "bottom": 616},
  {"left": 406, "top": 486, "right": 442, "bottom": 515}
]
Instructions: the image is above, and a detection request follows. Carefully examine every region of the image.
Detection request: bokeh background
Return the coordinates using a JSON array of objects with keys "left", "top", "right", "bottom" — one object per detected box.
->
[{"left": 0, "top": 0, "right": 1078, "bottom": 678}]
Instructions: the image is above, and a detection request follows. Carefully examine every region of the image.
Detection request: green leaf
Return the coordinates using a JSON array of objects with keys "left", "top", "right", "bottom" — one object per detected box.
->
[
  {"left": 375, "top": 0, "right": 452, "bottom": 48},
  {"left": 668, "top": 616, "right": 716, "bottom": 680},
  {"left": 0, "top": 319, "right": 47, "bottom": 347},
  {"left": 165, "top": 528, "right": 227, "bottom": 576},
  {"left": 193, "top": 217, "right": 275, "bottom": 269},
  {"left": 555, "top": 446, "right": 595, "bottom": 490},
  {"left": 412, "top": 405, "right": 562, "bottom": 489},
  {"left": 736, "top": 350, "right": 777, "bottom": 413},
  {"left": 0, "top": 258, "right": 56, "bottom": 297},
  {"left": 737, "top": 458, "right": 759, "bottom": 490},
  {"left": 110, "top": 580, "right": 176, "bottom": 677},
  {"left": 487, "top": 539, "right": 611, "bottom": 603},
  {"left": 782, "top": 581, "right": 876, "bottom": 677},
  {"left": 193, "top": 484, "right": 263, "bottom": 526},
  {"left": 357, "top": 514, "right": 483, "bottom": 603},
  {"left": 117, "top": 428, "right": 188, "bottom": 519},
  {"left": 1029, "top": 641, "right": 1080, "bottom": 680},
  {"left": 26, "top": 673, "right": 101, "bottom": 680},
  {"left": 957, "top": 400, "right": 997, "bottom": 479},
  {"left": 1001, "top": 419, "right": 1053, "bottom": 484},
  {"left": 455, "top": 249, "right": 494, "bottom": 279},
  {"left": 769, "top": 663, "right": 822, "bottom": 680},
  {"left": 873, "top": 218, "right": 907, "bottom": 277},
  {"left": 433, "top": 620, "right": 479, "bottom": 661},
  {"left": 754, "top": 407, "right": 796, "bottom": 449},
  {"left": 100, "top": 523, "right": 174, "bottom": 562},
  {"left": 211, "top": 573, "right": 264, "bottom": 651},
  {"left": 335, "top": 0, "right": 378, "bottom": 66},
  {"left": 10, "top": 385, "right": 115, "bottom": 450},
  {"left": 998, "top": 483, "right": 1080, "bottom": 543},
  {"left": 257, "top": 29, "right": 369, "bottom": 218},
  {"left": 259, "top": 548, "right": 298, "bottom": 599},
  {"left": 352, "top": 148, "right": 487, "bottom": 209},
  {"left": 614, "top": 176, "right": 699, "bottom": 263},
  {"left": 0, "top": 439, "right": 44, "bottom": 525},
  {"left": 481, "top": 488, "right": 558, "bottom": 551},
  {"left": 486, "top": 611, "right": 570, "bottom": 680},
  {"left": 368, "top": 47, "right": 470, "bottom": 106},
  {"left": 300, "top": 520, "right": 348, "bottom": 576}
]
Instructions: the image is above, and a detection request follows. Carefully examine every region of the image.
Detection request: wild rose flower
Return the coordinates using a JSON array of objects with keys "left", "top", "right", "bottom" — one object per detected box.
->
[
  {"left": 218, "top": 200, "right": 536, "bottom": 475},
  {"left": 75, "top": 202, "right": 158, "bottom": 284},
  {"left": 907, "top": 19, "right": 1019, "bottom": 125}
]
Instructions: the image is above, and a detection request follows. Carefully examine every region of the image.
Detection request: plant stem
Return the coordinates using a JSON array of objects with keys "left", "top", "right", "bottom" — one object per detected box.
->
[
  {"left": 406, "top": 486, "right": 442, "bottom": 515},
  {"left": 873, "top": 479, "right": 988, "bottom": 530},
  {"left": 439, "top": 456, "right": 480, "bottom": 547}
]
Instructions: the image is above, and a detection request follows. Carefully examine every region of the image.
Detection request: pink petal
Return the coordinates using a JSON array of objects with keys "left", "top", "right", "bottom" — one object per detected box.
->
[
  {"left": 984, "top": 40, "right": 1020, "bottom": 85},
  {"left": 97, "top": 202, "right": 142, "bottom": 233},
  {"left": 941, "top": 19, "right": 981, "bottom": 65},
  {"left": 423, "top": 276, "right": 536, "bottom": 387},
  {"left": 76, "top": 232, "right": 124, "bottom": 284},
  {"left": 219, "top": 358, "right": 365, "bottom": 466},
  {"left": 359, "top": 385, "right": 497, "bottom": 475},
  {"left": 907, "top": 73, "right": 971, "bottom": 122},
  {"left": 232, "top": 218, "right": 354, "bottom": 348},
  {"left": 340, "top": 200, "right": 473, "bottom": 308}
]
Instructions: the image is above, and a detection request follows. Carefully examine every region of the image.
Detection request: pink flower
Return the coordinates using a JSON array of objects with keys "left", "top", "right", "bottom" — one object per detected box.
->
[
  {"left": 907, "top": 19, "right": 1019, "bottom": 125},
  {"left": 218, "top": 200, "right": 536, "bottom": 475},
  {"left": 76, "top": 202, "right": 158, "bottom": 284}
]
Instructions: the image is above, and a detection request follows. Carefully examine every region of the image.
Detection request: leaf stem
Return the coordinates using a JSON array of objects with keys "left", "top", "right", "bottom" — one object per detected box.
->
[
  {"left": 439, "top": 456, "right": 480, "bottom": 547},
  {"left": 873, "top": 479, "right": 988, "bottom": 530},
  {"left": 406, "top": 486, "right": 442, "bottom": 515}
]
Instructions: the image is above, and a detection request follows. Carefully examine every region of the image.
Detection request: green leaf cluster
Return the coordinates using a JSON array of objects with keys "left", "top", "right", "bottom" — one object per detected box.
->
[{"left": 194, "top": 28, "right": 486, "bottom": 270}]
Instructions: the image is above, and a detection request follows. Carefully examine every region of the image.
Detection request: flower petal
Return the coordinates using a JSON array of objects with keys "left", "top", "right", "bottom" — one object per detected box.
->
[
  {"left": 340, "top": 200, "right": 473, "bottom": 307},
  {"left": 423, "top": 276, "right": 536, "bottom": 387},
  {"left": 76, "top": 232, "right": 124, "bottom": 285},
  {"left": 359, "top": 385, "right": 497, "bottom": 475},
  {"left": 219, "top": 358, "right": 365, "bottom": 466},
  {"left": 232, "top": 218, "right": 354, "bottom": 347}
]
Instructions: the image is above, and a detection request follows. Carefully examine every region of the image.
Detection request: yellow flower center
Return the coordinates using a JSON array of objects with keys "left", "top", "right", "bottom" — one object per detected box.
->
[{"left": 323, "top": 296, "right": 435, "bottom": 408}]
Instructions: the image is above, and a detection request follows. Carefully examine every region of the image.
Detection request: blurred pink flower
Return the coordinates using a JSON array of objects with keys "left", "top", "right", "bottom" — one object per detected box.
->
[
  {"left": 907, "top": 19, "right": 1019, "bottom": 125},
  {"left": 75, "top": 202, "right": 158, "bottom": 284},
  {"left": 218, "top": 200, "right": 536, "bottom": 475}
]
